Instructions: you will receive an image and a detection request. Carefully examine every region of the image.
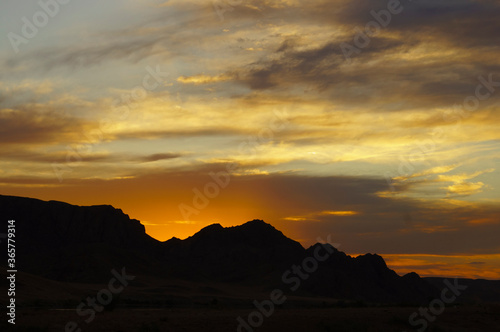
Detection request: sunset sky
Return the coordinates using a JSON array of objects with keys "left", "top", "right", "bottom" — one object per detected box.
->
[{"left": 1, "top": 0, "right": 499, "bottom": 279}]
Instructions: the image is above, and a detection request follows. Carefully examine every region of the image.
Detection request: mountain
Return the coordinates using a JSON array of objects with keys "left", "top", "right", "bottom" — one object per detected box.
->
[
  {"left": 425, "top": 277, "right": 500, "bottom": 304},
  {"left": 1, "top": 194, "right": 164, "bottom": 282},
  {"left": 1, "top": 194, "right": 439, "bottom": 304},
  {"left": 162, "top": 220, "right": 305, "bottom": 282}
]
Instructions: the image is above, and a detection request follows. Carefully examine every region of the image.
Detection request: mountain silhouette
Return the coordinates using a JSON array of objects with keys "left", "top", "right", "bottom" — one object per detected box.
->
[
  {"left": 1, "top": 194, "right": 439, "bottom": 304},
  {"left": 162, "top": 220, "right": 305, "bottom": 282}
]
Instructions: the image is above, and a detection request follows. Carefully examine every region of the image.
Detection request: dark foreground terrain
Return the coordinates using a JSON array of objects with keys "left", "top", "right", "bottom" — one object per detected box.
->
[
  {"left": 7, "top": 305, "right": 500, "bottom": 332},
  {"left": 2, "top": 267, "right": 499, "bottom": 332}
]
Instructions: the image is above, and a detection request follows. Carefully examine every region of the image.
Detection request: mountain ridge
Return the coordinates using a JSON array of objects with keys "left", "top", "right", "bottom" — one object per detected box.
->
[{"left": 1, "top": 194, "right": 438, "bottom": 303}]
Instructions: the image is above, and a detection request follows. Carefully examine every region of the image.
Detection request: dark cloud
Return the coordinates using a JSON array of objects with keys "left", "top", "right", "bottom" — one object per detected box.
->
[
  {"left": 0, "top": 109, "right": 89, "bottom": 146},
  {"left": 0, "top": 148, "right": 109, "bottom": 163},
  {"left": 0, "top": 148, "right": 184, "bottom": 165},
  {"left": 239, "top": 37, "right": 406, "bottom": 90},
  {"left": 4, "top": 0, "right": 499, "bottom": 113},
  {"left": 115, "top": 127, "right": 243, "bottom": 140},
  {"left": 138, "top": 153, "right": 184, "bottom": 163},
  {"left": 198, "top": 0, "right": 498, "bottom": 109},
  {"left": 252, "top": 0, "right": 500, "bottom": 50},
  {"left": 228, "top": 37, "right": 500, "bottom": 109}
]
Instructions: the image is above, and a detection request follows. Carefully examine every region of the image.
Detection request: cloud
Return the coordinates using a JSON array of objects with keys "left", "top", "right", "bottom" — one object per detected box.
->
[
  {"left": 0, "top": 148, "right": 111, "bottom": 164},
  {"left": 0, "top": 147, "right": 184, "bottom": 165},
  {"left": 138, "top": 153, "right": 184, "bottom": 163},
  {"left": 445, "top": 181, "right": 486, "bottom": 197},
  {"left": 394, "top": 164, "right": 460, "bottom": 181},
  {"left": 177, "top": 74, "right": 232, "bottom": 85},
  {"left": 155, "top": 0, "right": 500, "bottom": 113},
  {"left": 114, "top": 127, "right": 242, "bottom": 140},
  {"left": 284, "top": 209, "right": 360, "bottom": 221},
  {"left": 0, "top": 108, "right": 90, "bottom": 146},
  {"left": 438, "top": 169, "right": 495, "bottom": 197},
  {"left": 1, "top": 2, "right": 227, "bottom": 74},
  {"left": 0, "top": 80, "right": 54, "bottom": 103}
]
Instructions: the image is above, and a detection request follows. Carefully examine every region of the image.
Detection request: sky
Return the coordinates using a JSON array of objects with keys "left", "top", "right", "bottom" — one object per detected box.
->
[{"left": 1, "top": 0, "right": 499, "bottom": 279}]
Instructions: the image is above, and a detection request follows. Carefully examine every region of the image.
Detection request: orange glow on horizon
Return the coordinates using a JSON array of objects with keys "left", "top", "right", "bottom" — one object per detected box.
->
[
  {"left": 2, "top": 187, "right": 499, "bottom": 281},
  {"left": 382, "top": 254, "right": 500, "bottom": 280}
]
